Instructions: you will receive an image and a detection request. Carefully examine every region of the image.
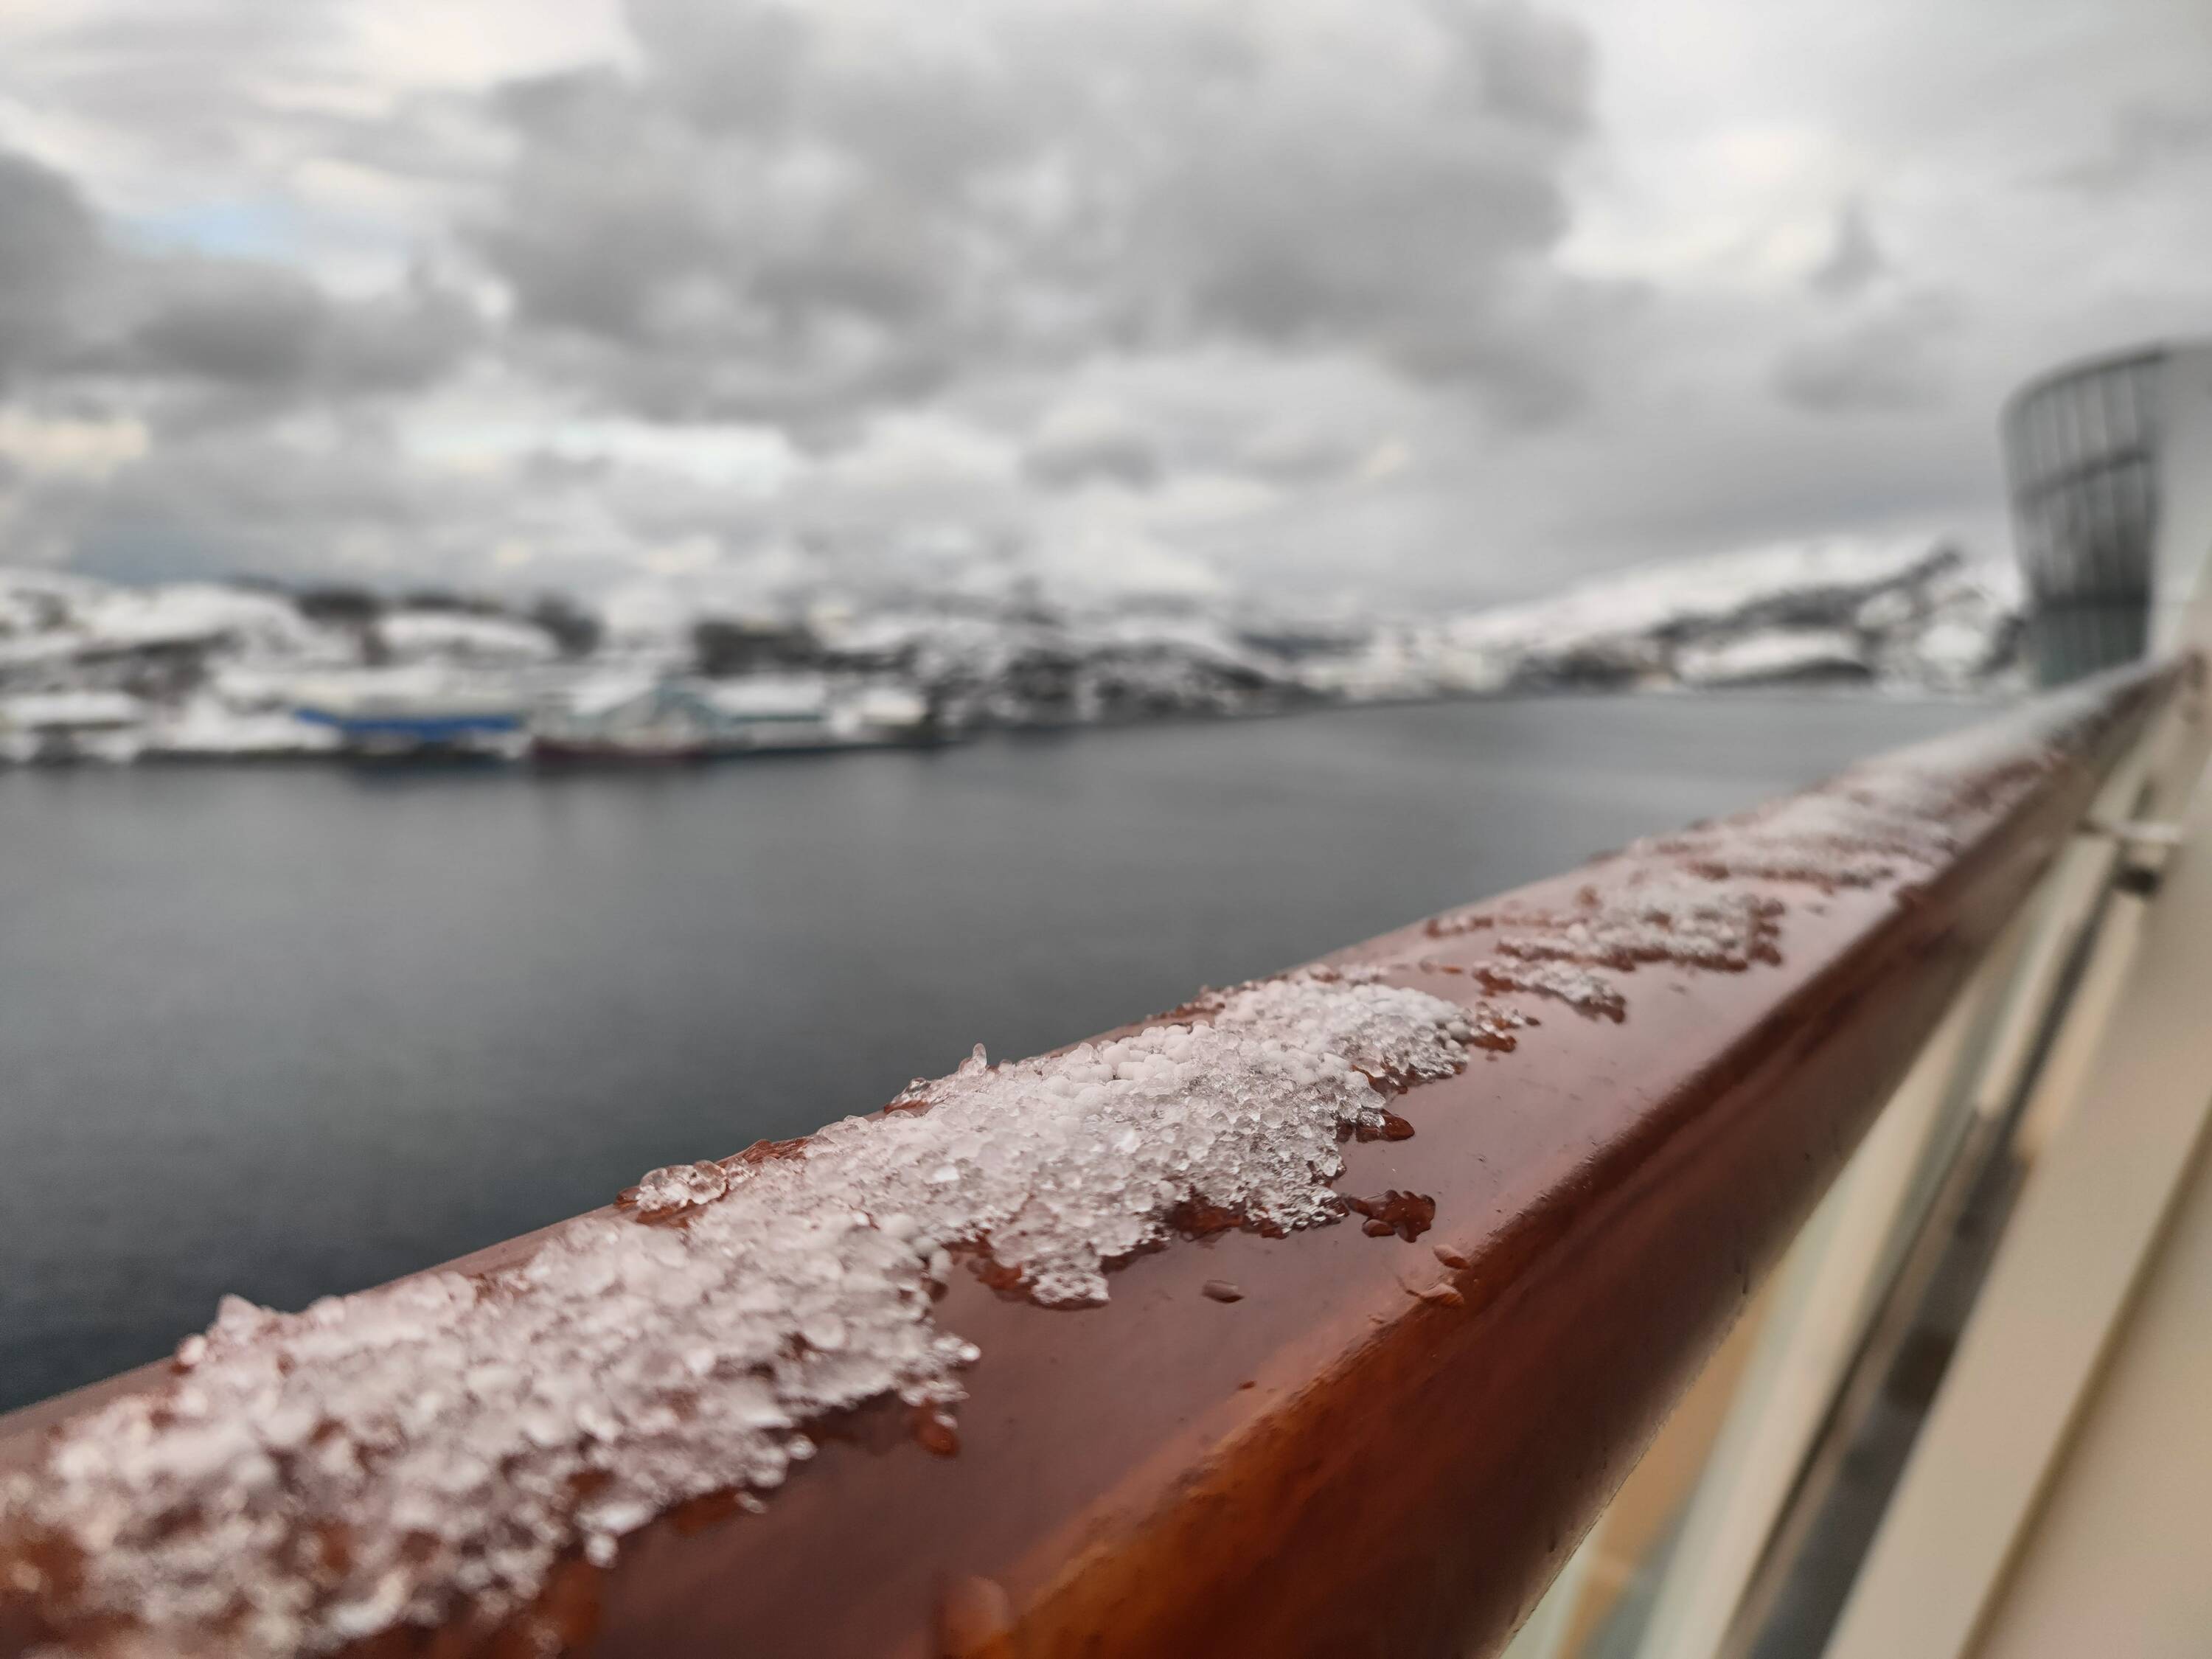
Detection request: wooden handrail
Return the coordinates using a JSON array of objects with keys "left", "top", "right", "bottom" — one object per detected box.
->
[{"left": 0, "top": 661, "right": 2184, "bottom": 1659}]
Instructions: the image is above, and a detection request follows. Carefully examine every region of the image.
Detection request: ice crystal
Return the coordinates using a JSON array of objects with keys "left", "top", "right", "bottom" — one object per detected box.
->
[
  {"left": 1669, "top": 839, "right": 1899, "bottom": 891},
  {"left": 1411, "top": 744, "right": 2059, "bottom": 1021},
  {"left": 1428, "top": 883, "right": 1784, "bottom": 975},
  {"left": 1495, "top": 884, "right": 1784, "bottom": 973},
  {"left": 1, "top": 971, "right": 1478, "bottom": 1657},
  {"left": 1466, "top": 959, "right": 1628, "bottom": 1022},
  {"left": 620, "top": 1159, "right": 728, "bottom": 1217},
  {"left": 1639, "top": 786, "right": 1955, "bottom": 893}
]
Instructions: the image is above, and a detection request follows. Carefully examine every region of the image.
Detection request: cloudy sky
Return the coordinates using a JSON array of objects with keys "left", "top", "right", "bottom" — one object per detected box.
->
[{"left": 0, "top": 0, "right": 2205, "bottom": 611}]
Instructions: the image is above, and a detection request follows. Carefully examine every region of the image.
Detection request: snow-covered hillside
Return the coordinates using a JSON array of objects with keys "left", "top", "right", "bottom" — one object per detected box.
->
[
  {"left": 0, "top": 534, "right": 2025, "bottom": 762},
  {"left": 1326, "top": 535, "right": 2023, "bottom": 698}
]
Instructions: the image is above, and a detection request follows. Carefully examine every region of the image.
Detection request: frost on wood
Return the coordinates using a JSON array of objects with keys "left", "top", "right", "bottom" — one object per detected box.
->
[
  {"left": 621, "top": 1159, "right": 728, "bottom": 1217},
  {"left": 1425, "top": 882, "right": 1785, "bottom": 973},
  {"left": 1641, "top": 779, "right": 1966, "bottom": 893},
  {"left": 0, "top": 971, "right": 1481, "bottom": 1658},
  {"left": 1632, "top": 753, "right": 2014, "bottom": 895},
  {"left": 1402, "top": 955, "right": 1629, "bottom": 1023},
  {"left": 1469, "top": 958, "right": 1629, "bottom": 1023},
  {"left": 1496, "top": 885, "right": 1786, "bottom": 972},
  {"left": 1416, "top": 749, "right": 2035, "bottom": 976}
]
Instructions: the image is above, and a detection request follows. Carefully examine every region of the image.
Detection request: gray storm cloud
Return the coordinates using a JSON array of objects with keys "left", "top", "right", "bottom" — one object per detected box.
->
[
  {"left": 0, "top": 0, "right": 2205, "bottom": 601},
  {"left": 111, "top": 265, "right": 476, "bottom": 405},
  {"left": 0, "top": 142, "right": 476, "bottom": 411},
  {"left": 473, "top": 0, "right": 1607, "bottom": 434},
  {"left": 0, "top": 150, "right": 105, "bottom": 386}
]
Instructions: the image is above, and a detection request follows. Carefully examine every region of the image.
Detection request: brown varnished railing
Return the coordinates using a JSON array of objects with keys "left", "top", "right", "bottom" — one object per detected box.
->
[{"left": 0, "top": 661, "right": 2185, "bottom": 1659}]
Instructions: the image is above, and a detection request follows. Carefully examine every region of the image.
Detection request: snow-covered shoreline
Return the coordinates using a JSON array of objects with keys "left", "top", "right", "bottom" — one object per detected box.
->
[{"left": 0, "top": 535, "right": 2023, "bottom": 765}]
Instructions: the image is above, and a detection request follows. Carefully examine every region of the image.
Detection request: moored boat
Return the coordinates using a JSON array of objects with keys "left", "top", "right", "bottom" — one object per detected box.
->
[{"left": 291, "top": 669, "right": 530, "bottom": 761}]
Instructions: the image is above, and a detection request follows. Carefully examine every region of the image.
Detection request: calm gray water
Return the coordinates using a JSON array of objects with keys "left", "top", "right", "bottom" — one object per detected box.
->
[{"left": 0, "top": 695, "right": 1981, "bottom": 1411}]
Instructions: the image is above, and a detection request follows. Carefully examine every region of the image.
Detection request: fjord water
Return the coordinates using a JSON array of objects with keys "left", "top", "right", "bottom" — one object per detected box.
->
[{"left": 0, "top": 694, "right": 1979, "bottom": 1411}]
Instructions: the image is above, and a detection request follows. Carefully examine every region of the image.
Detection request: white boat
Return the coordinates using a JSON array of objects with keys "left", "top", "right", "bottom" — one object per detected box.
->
[{"left": 290, "top": 669, "right": 530, "bottom": 759}]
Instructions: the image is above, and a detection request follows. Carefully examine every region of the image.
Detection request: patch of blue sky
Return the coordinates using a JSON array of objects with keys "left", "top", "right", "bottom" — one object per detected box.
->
[{"left": 119, "top": 195, "right": 305, "bottom": 261}]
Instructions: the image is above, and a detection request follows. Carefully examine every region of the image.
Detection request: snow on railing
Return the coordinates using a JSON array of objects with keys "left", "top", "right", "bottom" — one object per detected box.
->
[{"left": 0, "top": 660, "right": 2182, "bottom": 1659}]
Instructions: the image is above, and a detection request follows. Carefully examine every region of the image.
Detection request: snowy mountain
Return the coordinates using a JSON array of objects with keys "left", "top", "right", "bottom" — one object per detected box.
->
[
  {"left": 0, "top": 534, "right": 2025, "bottom": 762},
  {"left": 1321, "top": 535, "right": 2022, "bottom": 699}
]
